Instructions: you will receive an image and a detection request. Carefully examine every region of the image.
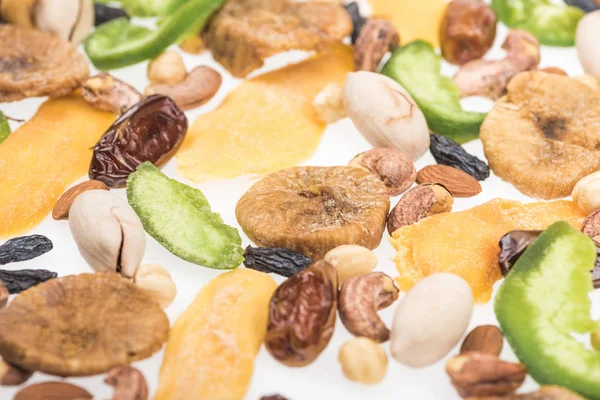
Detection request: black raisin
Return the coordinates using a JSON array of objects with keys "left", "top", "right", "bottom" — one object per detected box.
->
[
  {"left": 565, "top": 0, "right": 599, "bottom": 13},
  {"left": 94, "top": 4, "right": 130, "bottom": 26},
  {"left": 344, "top": 2, "right": 367, "bottom": 44},
  {"left": 429, "top": 134, "right": 490, "bottom": 181},
  {"left": 0, "top": 235, "right": 53, "bottom": 265},
  {"left": 0, "top": 269, "right": 57, "bottom": 294},
  {"left": 244, "top": 246, "right": 311, "bottom": 278}
]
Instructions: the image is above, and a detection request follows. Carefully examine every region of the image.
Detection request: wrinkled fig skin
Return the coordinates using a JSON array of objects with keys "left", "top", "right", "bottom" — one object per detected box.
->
[
  {"left": 429, "top": 134, "right": 490, "bottom": 181},
  {"left": 338, "top": 272, "right": 399, "bottom": 342},
  {"left": 0, "top": 235, "right": 53, "bottom": 265},
  {"left": 89, "top": 95, "right": 188, "bottom": 188},
  {"left": 498, "top": 230, "right": 542, "bottom": 276},
  {"left": 266, "top": 261, "right": 338, "bottom": 367},
  {"left": 105, "top": 366, "right": 149, "bottom": 400},
  {"left": 81, "top": 73, "right": 143, "bottom": 115},
  {"left": 350, "top": 148, "right": 416, "bottom": 196},
  {"left": 354, "top": 19, "right": 400, "bottom": 72}
]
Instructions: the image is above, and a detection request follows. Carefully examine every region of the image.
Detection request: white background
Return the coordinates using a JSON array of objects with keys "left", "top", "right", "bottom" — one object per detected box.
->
[{"left": 1, "top": 6, "right": 599, "bottom": 400}]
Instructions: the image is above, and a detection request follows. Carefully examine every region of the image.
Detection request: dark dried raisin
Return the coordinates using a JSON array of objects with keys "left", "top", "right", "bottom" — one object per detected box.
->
[
  {"left": 261, "top": 396, "right": 289, "bottom": 400},
  {"left": 94, "top": 4, "right": 130, "bottom": 26},
  {"left": 0, "top": 235, "right": 53, "bottom": 265},
  {"left": 498, "top": 230, "right": 541, "bottom": 276},
  {"left": 0, "top": 269, "right": 57, "bottom": 294},
  {"left": 430, "top": 134, "right": 490, "bottom": 181},
  {"left": 244, "top": 246, "right": 311, "bottom": 277},
  {"left": 344, "top": 2, "right": 367, "bottom": 44}
]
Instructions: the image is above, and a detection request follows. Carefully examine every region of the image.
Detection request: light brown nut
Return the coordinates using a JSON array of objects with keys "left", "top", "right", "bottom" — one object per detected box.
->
[
  {"left": 179, "top": 36, "right": 205, "bottom": 55},
  {"left": 0, "top": 282, "right": 7, "bottom": 308},
  {"left": 416, "top": 165, "right": 481, "bottom": 198},
  {"left": 446, "top": 352, "right": 527, "bottom": 398},
  {"left": 52, "top": 180, "right": 109, "bottom": 220},
  {"left": 349, "top": 148, "right": 416, "bottom": 196},
  {"left": 581, "top": 209, "right": 600, "bottom": 243},
  {"left": 81, "top": 73, "right": 143, "bottom": 115},
  {"left": 338, "top": 337, "right": 388, "bottom": 384},
  {"left": 354, "top": 19, "right": 400, "bottom": 72},
  {"left": 460, "top": 325, "right": 504, "bottom": 356},
  {"left": 133, "top": 264, "right": 177, "bottom": 309},
  {"left": 324, "top": 245, "right": 378, "bottom": 285},
  {"left": 145, "top": 66, "right": 222, "bottom": 110},
  {"left": 0, "top": 359, "right": 32, "bottom": 386},
  {"left": 572, "top": 170, "right": 600, "bottom": 215},
  {"left": 387, "top": 184, "right": 454, "bottom": 235},
  {"left": 14, "top": 382, "right": 92, "bottom": 400},
  {"left": 540, "top": 67, "right": 568, "bottom": 76},
  {"left": 339, "top": 272, "right": 399, "bottom": 342},
  {"left": 105, "top": 365, "right": 148, "bottom": 400},
  {"left": 147, "top": 51, "right": 187, "bottom": 85},
  {"left": 313, "top": 84, "right": 346, "bottom": 124}
]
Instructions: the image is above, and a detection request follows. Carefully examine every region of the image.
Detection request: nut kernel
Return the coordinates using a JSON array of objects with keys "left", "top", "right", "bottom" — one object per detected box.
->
[
  {"left": 572, "top": 171, "right": 600, "bottom": 214},
  {"left": 147, "top": 51, "right": 187, "bottom": 85},
  {"left": 324, "top": 245, "right": 377, "bottom": 285},
  {"left": 338, "top": 337, "right": 387, "bottom": 384},
  {"left": 133, "top": 264, "right": 177, "bottom": 309}
]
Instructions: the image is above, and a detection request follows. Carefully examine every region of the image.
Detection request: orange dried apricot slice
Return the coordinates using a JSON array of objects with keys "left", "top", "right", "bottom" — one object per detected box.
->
[
  {"left": 155, "top": 268, "right": 277, "bottom": 400},
  {"left": 390, "top": 199, "right": 586, "bottom": 303},
  {"left": 0, "top": 95, "right": 114, "bottom": 238},
  {"left": 176, "top": 45, "right": 354, "bottom": 182}
]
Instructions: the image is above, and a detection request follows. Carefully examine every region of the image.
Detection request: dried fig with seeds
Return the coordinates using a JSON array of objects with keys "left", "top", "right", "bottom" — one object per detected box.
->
[
  {"left": 236, "top": 167, "right": 390, "bottom": 260},
  {"left": 349, "top": 148, "right": 416, "bottom": 196}
]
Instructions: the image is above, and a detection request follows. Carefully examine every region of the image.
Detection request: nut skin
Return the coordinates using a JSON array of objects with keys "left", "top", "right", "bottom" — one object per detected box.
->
[
  {"left": 460, "top": 325, "right": 504, "bottom": 356},
  {"left": 105, "top": 366, "right": 148, "bottom": 400},
  {"left": 0, "top": 359, "right": 32, "bottom": 386},
  {"left": 582, "top": 209, "right": 600, "bottom": 243},
  {"left": 339, "top": 272, "right": 399, "bottom": 343},
  {"left": 387, "top": 184, "right": 454, "bottom": 235},
  {"left": 81, "top": 73, "right": 143, "bottom": 115},
  {"left": 416, "top": 165, "right": 481, "bottom": 198},
  {"left": 133, "top": 264, "right": 177, "bottom": 309},
  {"left": 349, "top": 148, "right": 416, "bottom": 196},
  {"left": 338, "top": 337, "right": 388, "bottom": 385},
  {"left": 354, "top": 19, "right": 400, "bottom": 72},
  {"left": 147, "top": 51, "right": 187, "bottom": 85},
  {"left": 440, "top": 0, "right": 497, "bottom": 65},
  {"left": 265, "top": 260, "right": 338, "bottom": 367},
  {"left": 446, "top": 352, "right": 527, "bottom": 398},
  {"left": 52, "top": 180, "right": 109, "bottom": 220},
  {"left": 324, "top": 245, "right": 377, "bottom": 285},
  {"left": 572, "top": 170, "right": 600, "bottom": 215}
]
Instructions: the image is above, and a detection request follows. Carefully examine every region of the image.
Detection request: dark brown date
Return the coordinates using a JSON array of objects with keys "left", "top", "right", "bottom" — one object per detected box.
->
[
  {"left": 0, "top": 235, "right": 53, "bottom": 265},
  {"left": 89, "top": 95, "right": 187, "bottom": 188},
  {"left": 0, "top": 269, "right": 57, "bottom": 294},
  {"left": 244, "top": 246, "right": 311, "bottom": 278},
  {"left": 265, "top": 260, "right": 337, "bottom": 367},
  {"left": 440, "top": 0, "right": 497, "bottom": 65}
]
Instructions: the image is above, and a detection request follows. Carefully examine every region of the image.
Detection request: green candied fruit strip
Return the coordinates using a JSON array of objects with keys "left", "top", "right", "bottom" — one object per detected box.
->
[
  {"left": 492, "top": 0, "right": 584, "bottom": 47},
  {"left": 495, "top": 221, "right": 600, "bottom": 400},
  {"left": 126, "top": 162, "right": 244, "bottom": 270},
  {"left": 0, "top": 112, "right": 11, "bottom": 144},
  {"left": 381, "top": 41, "right": 486, "bottom": 144}
]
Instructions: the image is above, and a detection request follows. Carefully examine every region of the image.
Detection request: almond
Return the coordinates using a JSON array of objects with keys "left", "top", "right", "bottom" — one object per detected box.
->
[
  {"left": 14, "top": 382, "right": 92, "bottom": 400},
  {"left": 52, "top": 180, "right": 108, "bottom": 220},
  {"left": 460, "top": 325, "right": 504, "bottom": 357},
  {"left": 416, "top": 165, "right": 482, "bottom": 198}
]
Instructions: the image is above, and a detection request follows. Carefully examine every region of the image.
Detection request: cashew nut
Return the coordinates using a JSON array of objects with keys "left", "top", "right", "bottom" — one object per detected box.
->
[
  {"left": 145, "top": 66, "right": 222, "bottom": 110},
  {"left": 147, "top": 51, "right": 187, "bottom": 85},
  {"left": 339, "top": 272, "right": 399, "bottom": 342},
  {"left": 133, "top": 264, "right": 177, "bottom": 309},
  {"left": 105, "top": 366, "right": 148, "bottom": 400},
  {"left": 453, "top": 30, "right": 540, "bottom": 99},
  {"left": 81, "top": 73, "right": 143, "bottom": 115}
]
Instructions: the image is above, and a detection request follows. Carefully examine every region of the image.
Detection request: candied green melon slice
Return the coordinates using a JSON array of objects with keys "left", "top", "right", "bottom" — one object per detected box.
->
[
  {"left": 127, "top": 162, "right": 244, "bottom": 269},
  {"left": 0, "top": 112, "right": 9, "bottom": 144},
  {"left": 495, "top": 221, "right": 600, "bottom": 400}
]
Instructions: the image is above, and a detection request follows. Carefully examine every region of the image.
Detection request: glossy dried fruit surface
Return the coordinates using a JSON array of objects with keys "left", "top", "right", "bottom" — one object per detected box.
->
[
  {"left": 177, "top": 45, "right": 354, "bottom": 182},
  {"left": 0, "top": 235, "right": 53, "bottom": 265},
  {"left": 244, "top": 246, "right": 312, "bottom": 277},
  {"left": 429, "top": 134, "right": 490, "bottom": 181},
  {"left": 481, "top": 71, "right": 600, "bottom": 199},
  {"left": 90, "top": 95, "right": 187, "bottom": 188},
  {"left": 0, "top": 25, "right": 89, "bottom": 102},
  {"left": 236, "top": 166, "right": 390, "bottom": 260},
  {"left": 0, "top": 273, "right": 169, "bottom": 377},
  {"left": 0, "top": 269, "right": 57, "bottom": 294},
  {"left": 266, "top": 261, "right": 338, "bottom": 366},
  {"left": 156, "top": 268, "right": 277, "bottom": 400},
  {"left": 498, "top": 230, "right": 542, "bottom": 276},
  {"left": 0, "top": 95, "right": 115, "bottom": 238},
  {"left": 391, "top": 199, "right": 586, "bottom": 302}
]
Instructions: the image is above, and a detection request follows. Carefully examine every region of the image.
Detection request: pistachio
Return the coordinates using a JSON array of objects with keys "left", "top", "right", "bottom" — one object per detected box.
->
[
  {"left": 323, "top": 245, "right": 378, "bottom": 285},
  {"left": 313, "top": 83, "right": 347, "bottom": 124},
  {"left": 338, "top": 337, "right": 388, "bottom": 385},
  {"left": 69, "top": 190, "right": 146, "bottom": 278},
  {"left": 577, "top": 11, "right": 600, "bottom": 81},
  {"left": 133, "top": 264, "right": 177, "bottom": 309},
  {"left": 147, "top": 51, "right": 187, "bottom": 85},
  {"left": 349, "top": 148, "right": 416, "bottom": 196},
  {"left": 572, "top": 170, "right": 600, "bottom": 214},
  {"left": 105, "top": 366, "right": 149, "bottom": 400},
  {"left": 354, "top": 19, "right": 400, "bottom": 72},
  {"left": 339, "top": 272, "right": 399, "bottom": 342},
  {"left": 343, "top": 71, "right": 430, "bottom": 160},
  {"left": 391, "top": 273, "right": 473, "bottom": 367}
]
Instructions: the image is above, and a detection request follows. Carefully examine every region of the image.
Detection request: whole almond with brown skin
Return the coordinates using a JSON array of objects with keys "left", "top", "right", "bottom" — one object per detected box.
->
[
  {"left": 0, "top": 359, "right": 32, "bottom": 386},
  {"left": 14, "top": 382, "right": 92, "bottom": 400},
  {"left": 52, "top": 180, "right": 108, "bottom": 220},
  {"left": 460, "top": 325, "right": 504, "bottom": 357},
  {"left": 416, "top": 165, "right": 482, "bottom": 198}
]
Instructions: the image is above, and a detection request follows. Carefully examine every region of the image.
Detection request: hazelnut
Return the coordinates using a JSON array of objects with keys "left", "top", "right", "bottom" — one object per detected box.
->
[
  {"left": 338, "top": 337, "right": 388, "bottom": 384},
  {"left": 147, "top": 51, "right": 187, "bottom": 85},
  {"left": 133, "top": 264, "right": 177, "bottom": 309},
  {"left": 324, "top": 245, "right": 377, "bottom": 285}
]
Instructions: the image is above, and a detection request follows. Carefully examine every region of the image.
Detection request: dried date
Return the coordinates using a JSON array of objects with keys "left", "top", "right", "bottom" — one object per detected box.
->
[
  {"left": 440, "top": 0, "right": 497, "bottom": 65},
  {"left": 0, "top": 235, "right": 53, "bottom": 265},
  {"left": 265, "top": 260, "right": 338, "bottom": 367},
  {"left": 89, "top": 95, "right": 188, "bottom": 188},
  {"left": 430, "top": 134, "right": 490, "bottom": 181},
  {"left": 344, "top": 2, "right": 367, "bottom": 44},
  {"left": 0, "top": 269, "right": 57, "bottom": 294},
  {"left": 94, "top": 3, "right": 129, "bottom": 26},
  {"left": 244, "top": 246, "right": 312, "bottom": 278}
]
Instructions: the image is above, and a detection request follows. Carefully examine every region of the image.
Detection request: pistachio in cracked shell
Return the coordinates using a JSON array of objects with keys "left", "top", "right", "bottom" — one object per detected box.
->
[
  {"left": 236, "top": 166, "right": 390, "bottom": 260},
  {"left": 69, "top": 190, "right": 145, "bottom": 278}
]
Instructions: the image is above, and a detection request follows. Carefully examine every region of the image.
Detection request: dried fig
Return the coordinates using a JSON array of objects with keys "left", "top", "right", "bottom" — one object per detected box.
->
[
  {"left": 481, "top": 71, "right": 600, "bottom": 199},
  {"left": 236, "top": 167, "right": 390, "bottom": 260},
  {"left": 266, "top": 260, "right": 338, "bottom": 366},
  {"left": 0, "top": 273, "right": 169, "bottom": 377},
  {"left": 89, "top": 95, "right": 188, "bottom": 188}
]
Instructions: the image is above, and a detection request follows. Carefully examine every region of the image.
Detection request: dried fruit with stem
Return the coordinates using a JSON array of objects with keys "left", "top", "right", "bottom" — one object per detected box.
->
[
  {"left": 416, "top": 165, "right": 482, "bottom": 198},
  {"left": 81, "top": 73, "right": 143, "bottom": 115},
  {"left": 0, "top": 235, "right": 53, "bottom": 265},
  {"left": 323, "top": 245, "right": 377, "bottom": 285},
  {"left": 429, "top": 134, "right": 490, "bottom": 181},
  {"left": 460, "top": 325, "right": 504, "bottom": 356},
  {"left": 354, "top": 19, "right": 400, "bottom": 72},
  {"left": 52, "top": 180, "right": 109, "bottom": 220},
  {"left": 0, "top": 269, "right": 57, "bottom": 294},
  {"left": 243, "top": 246, "right": 312, "bottom": 278},
  {"left": 338, "top": 337, "right": 388, "bottom": 384}
]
